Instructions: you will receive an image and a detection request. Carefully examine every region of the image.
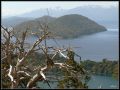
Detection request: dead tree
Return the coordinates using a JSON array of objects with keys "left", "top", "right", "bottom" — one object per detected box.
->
[{"left": 1, "top": 23, "right": 89, "bottom": 89}]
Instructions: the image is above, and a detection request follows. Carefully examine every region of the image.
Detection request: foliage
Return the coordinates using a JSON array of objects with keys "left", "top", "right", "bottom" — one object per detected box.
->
[
  {"left": 81, "top": 59, "right": 118, "bottom": 78},
  {"left": 112, "top": 63, "right": 119, "bottom": 80}
]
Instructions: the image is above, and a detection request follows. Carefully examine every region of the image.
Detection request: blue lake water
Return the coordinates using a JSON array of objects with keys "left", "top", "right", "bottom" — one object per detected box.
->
[
  {"left": 26, "top": 29, "right": 119, "bottom": 62},
  {"left": 87, "top": 75, "right": 119, "bottom": 89},
  {"left": 37, "top": 75, "right": 119, "bottom": 89}
]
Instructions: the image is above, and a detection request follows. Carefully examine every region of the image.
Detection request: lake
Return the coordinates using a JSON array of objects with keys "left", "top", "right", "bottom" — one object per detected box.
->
[
  {"left": 37, "top": 75, "right": 119, "bottom": 89},
  {"left": 26, "top": 29, "right": 119, "bottom": 62}
]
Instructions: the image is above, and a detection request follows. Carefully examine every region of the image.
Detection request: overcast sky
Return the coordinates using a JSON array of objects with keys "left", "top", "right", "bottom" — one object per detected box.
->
[{"left": 2, "top": 1, "right": 118, "bottom": 18}]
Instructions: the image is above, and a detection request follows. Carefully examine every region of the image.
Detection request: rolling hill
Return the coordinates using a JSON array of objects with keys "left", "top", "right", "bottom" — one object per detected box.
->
[{"left": 13, "top": 14, "right": 107, "bottom": 39}]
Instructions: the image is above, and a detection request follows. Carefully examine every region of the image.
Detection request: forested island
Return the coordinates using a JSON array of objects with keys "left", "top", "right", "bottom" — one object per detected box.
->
[{"left": 13, "top": 14, "right": 107, "bottom": 39}]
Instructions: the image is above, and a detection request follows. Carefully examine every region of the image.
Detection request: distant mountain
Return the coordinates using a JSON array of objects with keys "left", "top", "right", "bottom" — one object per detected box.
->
[
  {"left": 2, "top": 16, "right": 34, "bottom": 27},
  {"left": 2, "top": 6, "right": 118, "bottom": 29},
  {"left": 34, "top": 16, "right": 56, "bottom": 23},
  {"left": 21, "top": 8, "right": 67, "bottom": 18},
  {"left": 14, "top": 14, "right": 107, "bottom": 39},
  {"left": 19, "top": 6, "right": 118, "bottom": 28},
  {"left": 66, "top": 6, "right": 118, "bottom": 28}
]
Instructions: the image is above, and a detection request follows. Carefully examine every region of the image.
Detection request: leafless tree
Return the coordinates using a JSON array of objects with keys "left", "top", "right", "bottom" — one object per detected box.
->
[{"left": 1, "top": 23, "right": 82, "bottom": 89}]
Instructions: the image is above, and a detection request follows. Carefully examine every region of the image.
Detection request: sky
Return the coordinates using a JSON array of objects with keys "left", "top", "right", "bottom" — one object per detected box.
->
[{"left": 2, "top": 1, "right": 118, "bottom": 18}]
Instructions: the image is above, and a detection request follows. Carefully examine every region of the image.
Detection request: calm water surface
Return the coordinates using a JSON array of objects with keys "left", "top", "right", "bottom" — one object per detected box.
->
[
  {"left": 37, "top": 75, "right": 119, "bottom": 89},
  {"left": 87, "top": 75, "right": 119, "bottom": 89},
  {"left": 26, "top": 29, "right": 119, "bottom": 61}
]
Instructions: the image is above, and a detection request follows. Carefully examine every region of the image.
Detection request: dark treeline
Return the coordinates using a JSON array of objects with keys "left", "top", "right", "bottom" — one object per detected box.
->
[
  {"left": 29, "top": 52, "right": 119, "bottom": 80},
  {"left": 80, "top": 59, "right": 119, "bottom": 79}
]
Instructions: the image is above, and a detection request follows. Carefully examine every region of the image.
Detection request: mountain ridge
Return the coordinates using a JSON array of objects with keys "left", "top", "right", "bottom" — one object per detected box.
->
[{"left": 2, "top": 6, "right": 118, "bottom": 28}]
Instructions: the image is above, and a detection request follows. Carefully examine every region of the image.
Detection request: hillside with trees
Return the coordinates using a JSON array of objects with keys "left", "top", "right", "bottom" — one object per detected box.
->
[{"left": 13, "top": 14, "right": 107, "bottom": 39}]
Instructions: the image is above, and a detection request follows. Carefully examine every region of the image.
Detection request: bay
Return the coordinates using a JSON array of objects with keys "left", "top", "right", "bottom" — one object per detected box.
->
[{"left": 26, "top": 29, "right": 119, "bottom": 62}]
